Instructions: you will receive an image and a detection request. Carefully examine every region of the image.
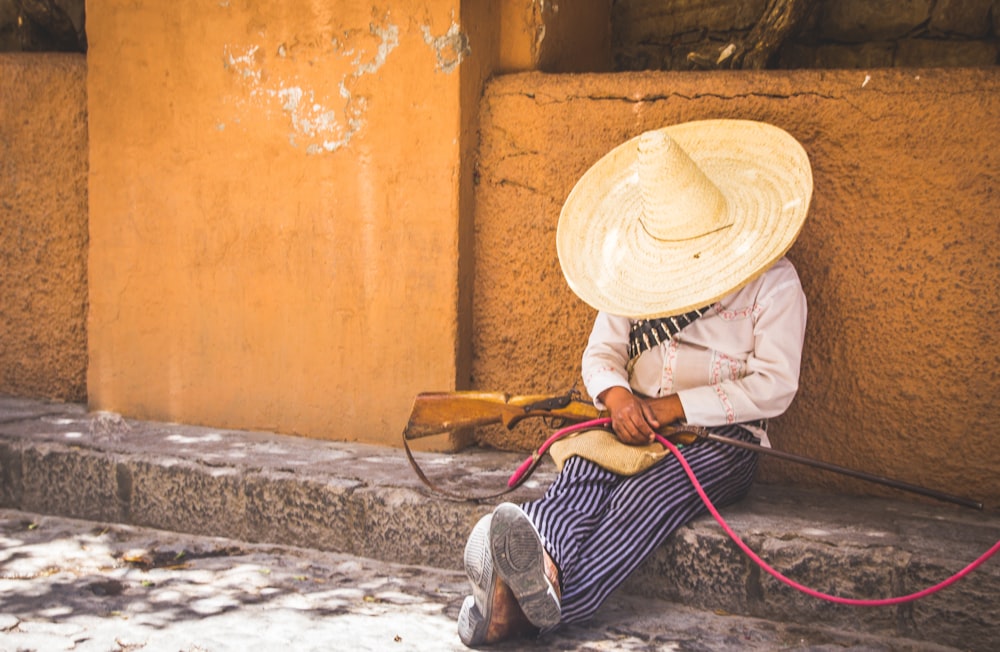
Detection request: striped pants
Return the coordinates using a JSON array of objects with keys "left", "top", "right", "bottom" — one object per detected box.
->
[{"left": 521, "top": 424, "right": 759, "bottom": 625}]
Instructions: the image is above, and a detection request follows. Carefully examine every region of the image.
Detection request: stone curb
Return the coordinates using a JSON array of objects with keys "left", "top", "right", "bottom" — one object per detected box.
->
[{"left": 0, "top": 396, "right": 996, "bottom": 651}]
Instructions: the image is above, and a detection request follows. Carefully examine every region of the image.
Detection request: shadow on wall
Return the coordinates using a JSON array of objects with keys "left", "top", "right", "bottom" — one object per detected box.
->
[
  {"left": 612, "top": 0, "right": 1000, "bottom": 70},
  {"left": 0, "top": 0, "right": 86, "bottom": 52},
  {"left": 5, "top": 0, "right": 999, "bottom": 67}
]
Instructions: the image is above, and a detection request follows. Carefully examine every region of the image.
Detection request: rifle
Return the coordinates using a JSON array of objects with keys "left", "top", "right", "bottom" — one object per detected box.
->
[
  {"left": 402, "top": 389, "right": 983, "bottom": 510},
  {"left": 404, "top": 389, "right": 600, "bottom": 439}
]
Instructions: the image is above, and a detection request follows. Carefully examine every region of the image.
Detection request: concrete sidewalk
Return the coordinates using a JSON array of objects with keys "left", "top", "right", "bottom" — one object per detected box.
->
[
  {"left": 0, "top": 507, "right": 965, "bottom": 652},
  {"left": 0, "top": 395, "right": 997, "bottom": 651}
]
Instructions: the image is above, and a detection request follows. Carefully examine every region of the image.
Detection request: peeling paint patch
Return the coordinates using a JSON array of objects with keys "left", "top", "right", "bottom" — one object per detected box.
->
[
  {"left": 421, "top": 22, "right": 470, "bottom": 73},
  {"left": 272, "top": 84, "right": 365, "bottom": 154},
  {"left": 353, "top": 23, "right": 400, "bottom": 75},
  {"left": 223, "top": 45, "right": 262, "bottom": 82},
  {"left": 222, "top": 18, "right": 399, "bottom": 154}
]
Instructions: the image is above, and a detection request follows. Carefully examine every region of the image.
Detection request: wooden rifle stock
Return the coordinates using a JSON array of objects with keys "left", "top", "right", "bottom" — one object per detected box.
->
[
  {"left": 403, "top": 390, "right": 600, "bottom": 439},
  {"left": 401, "top": 389, "right": 600, "bottom": 501}
]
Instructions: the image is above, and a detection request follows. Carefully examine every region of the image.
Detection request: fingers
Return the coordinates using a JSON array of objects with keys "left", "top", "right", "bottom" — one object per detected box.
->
[
  {"left": 639, "top": 401, "right": 661, "bottom": 430},
  {"left": 610, "top": 398, "right": 657, "bottom": 445},
  {"left": 599, "top": 387, "right": 661, "bottom": 445}
]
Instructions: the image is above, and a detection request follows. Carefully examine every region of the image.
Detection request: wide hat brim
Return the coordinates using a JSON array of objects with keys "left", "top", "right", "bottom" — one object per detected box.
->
[{"left": 557, "top": 119, "right": 812, "bottom": 319}]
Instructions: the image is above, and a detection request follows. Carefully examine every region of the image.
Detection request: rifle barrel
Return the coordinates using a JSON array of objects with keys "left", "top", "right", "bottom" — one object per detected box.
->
[{"left": 695, "top": 432, "right": 983, "bottom": 511}]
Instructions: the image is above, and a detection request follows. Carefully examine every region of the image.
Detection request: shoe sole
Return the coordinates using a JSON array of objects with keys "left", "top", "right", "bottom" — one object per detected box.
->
[
  {"left": 457, "top": 595, "right": 484, "bottom": 647},
  {"left": 458, "top": 514, "right": 495, "bottom": 646},
  {"left": 489, "top": 503, "right": 561, "bottom": 628}
]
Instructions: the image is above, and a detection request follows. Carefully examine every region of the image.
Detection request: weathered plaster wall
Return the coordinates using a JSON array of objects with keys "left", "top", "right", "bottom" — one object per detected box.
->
[
  {"left": 0, "top": 53, "right": 88, "bottom": 401},
  {"left": 472, "top": 69, "right": 1000, "bottom": 506},
  {"left": 86, "top": 1, "right": 479, "bottom": 445}
]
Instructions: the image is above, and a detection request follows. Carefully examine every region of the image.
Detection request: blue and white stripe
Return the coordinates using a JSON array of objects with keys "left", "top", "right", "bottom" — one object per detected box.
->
[{"left": 521, "top": 424, "right": 759, "bottom": 625}]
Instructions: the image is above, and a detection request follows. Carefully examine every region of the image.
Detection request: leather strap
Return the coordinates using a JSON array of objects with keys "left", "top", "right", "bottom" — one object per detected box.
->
[{"left": 403, "top": 435, "right": 544, "bottom": 502}]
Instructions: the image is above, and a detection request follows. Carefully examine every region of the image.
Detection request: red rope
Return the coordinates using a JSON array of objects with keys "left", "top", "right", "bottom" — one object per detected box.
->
[{"left": 510, "top": 417, "right": 1000, "bottom": 606}]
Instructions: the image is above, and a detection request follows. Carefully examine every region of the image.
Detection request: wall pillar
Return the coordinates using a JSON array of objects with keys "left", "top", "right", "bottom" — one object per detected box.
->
[{"left": 87, "top": 1, "right": 477, "bottom": 446}]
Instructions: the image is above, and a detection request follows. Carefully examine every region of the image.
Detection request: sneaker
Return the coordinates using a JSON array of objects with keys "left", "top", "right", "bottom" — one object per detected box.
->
[
  {"left": 457, "top": 513, "right": 535, "bottom": 647},
  {"left": 489, "top": 503, "right": 561, "bottom": 629}
]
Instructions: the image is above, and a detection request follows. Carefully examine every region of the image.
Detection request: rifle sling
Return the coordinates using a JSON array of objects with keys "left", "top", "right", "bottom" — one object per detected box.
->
[{"left": 403, "top": 435, "right": 542, "bottom": 502}]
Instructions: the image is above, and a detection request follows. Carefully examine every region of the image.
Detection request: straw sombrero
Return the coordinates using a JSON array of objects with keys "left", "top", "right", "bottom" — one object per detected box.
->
[{"left": 556, "top": 119, "right": 812, "bottom": 319}]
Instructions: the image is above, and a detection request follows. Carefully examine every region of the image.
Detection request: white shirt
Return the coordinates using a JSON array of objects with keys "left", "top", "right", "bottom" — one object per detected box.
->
[{"left": 581, "top": 257, "right": 807, "bottom": 446}]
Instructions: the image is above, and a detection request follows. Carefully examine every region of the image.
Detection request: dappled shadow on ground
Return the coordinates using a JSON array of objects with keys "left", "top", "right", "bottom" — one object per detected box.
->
[
  {"left": 0, "top": 511, "right": 470, "bottom": 650},
  {"left": 0, "top": 510, "right": 963, "bottom": 652}
]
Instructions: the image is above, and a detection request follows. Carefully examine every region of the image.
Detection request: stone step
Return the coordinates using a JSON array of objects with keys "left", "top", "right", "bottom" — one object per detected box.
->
[{"left": 0, "top": 395, "right": 996, "bottom": 650}]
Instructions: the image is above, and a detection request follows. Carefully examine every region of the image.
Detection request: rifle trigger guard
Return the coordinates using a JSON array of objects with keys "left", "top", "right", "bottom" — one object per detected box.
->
[{"left": 542, "top": 416, "right": 568, "bottom": 430}]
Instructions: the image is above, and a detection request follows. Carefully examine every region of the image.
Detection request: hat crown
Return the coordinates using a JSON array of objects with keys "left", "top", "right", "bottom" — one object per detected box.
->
[
  {"left": 556, "top": 119, "right": 812, "bottom": 318},
  {"left": 637, "top": 130, "right": 732, "bottom": 241}
]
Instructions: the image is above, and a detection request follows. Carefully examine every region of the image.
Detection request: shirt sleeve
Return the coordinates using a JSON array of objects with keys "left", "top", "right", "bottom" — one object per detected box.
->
[
  {"left": 580, "top": 311, "right": 633, "bottom": 409},
  {"left": 677, "top": 269, "right": 807, "bottom": 426}
]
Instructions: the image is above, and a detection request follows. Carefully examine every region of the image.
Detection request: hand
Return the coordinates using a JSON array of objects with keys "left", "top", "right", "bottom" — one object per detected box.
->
[{"left": 599, "top": 387, "right": 660, "bottom": 445}]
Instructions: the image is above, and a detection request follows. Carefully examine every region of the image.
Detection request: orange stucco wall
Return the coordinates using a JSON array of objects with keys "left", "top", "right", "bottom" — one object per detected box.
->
[
  {"left": 86, "top": 1, "right": 481, "bottom": 445},
  {"left": 7, "top": 5, "right": 997, "bottom": 506},
  {"left": 472, "top": 69, "right": 1000, "bottom": 506},
  {"left": 0, "top": 54, "right": 88, "bottom": 401}
]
